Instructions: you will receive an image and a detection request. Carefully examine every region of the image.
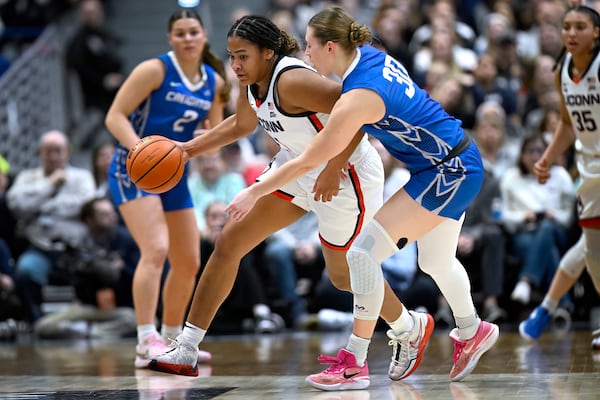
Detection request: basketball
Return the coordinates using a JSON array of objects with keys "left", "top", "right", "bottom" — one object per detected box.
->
[{"left": 126, "top": 135, "right": 185, "bottom": 194}]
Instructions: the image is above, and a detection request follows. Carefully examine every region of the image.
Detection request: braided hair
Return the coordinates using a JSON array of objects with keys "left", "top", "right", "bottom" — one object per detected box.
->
[
  {"left": 227, "top": 15, "right": 300, "bottom": 56},
  {"left": 553, "top": 5, "right": 600, "bottom": 71}
]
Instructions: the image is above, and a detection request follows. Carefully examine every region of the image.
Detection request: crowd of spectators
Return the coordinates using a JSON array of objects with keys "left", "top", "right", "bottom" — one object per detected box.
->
[{"left": 1, "top": 0, "right": 598, "bottom": 340}]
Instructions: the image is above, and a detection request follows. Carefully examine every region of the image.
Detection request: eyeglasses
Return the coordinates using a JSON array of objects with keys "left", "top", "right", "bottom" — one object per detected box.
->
[{"left": 524, "top": 147, "right": 544, "bottom": 155}]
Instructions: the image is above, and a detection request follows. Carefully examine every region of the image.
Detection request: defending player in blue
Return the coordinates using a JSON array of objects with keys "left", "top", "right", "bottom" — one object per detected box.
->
[{"left": 226, "top": 7, "right": 499, "bottom": 389}]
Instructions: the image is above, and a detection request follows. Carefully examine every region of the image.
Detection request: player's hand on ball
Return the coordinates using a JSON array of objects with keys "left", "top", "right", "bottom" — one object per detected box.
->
[
  {"left": 171, "top": 140, "right": 191, "bottom": 163},
  {"left": 226, "top": 188, "right": 258, "bottom": 222}
]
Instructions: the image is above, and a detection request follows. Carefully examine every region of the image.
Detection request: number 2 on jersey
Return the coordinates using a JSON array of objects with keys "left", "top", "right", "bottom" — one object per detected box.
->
[{"left": 173, "top": 109, "right": 199, "bottom": 132}]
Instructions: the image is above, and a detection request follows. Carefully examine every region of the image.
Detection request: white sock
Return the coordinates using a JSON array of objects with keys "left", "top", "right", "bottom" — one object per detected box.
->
[
  {"left": 456, "top": 314, "right": 480, "bottom": 340},
  {"left": 346, "top": 333, "right": 370, "bottom": 367},
  {"left": 161, "top": 324, "right": 182, "bottom": 342},
  {"left": 541, "top": 296, "right": 558, "bottom": 315},
  {"left": 389, "top": 307, "right": 415, "bottom": 335},
  {"left": 137, "top": 324, "right": 158, "bottom": 344},
  {"left": 179, "top": 321, "right": 206, "bottom": 348}
]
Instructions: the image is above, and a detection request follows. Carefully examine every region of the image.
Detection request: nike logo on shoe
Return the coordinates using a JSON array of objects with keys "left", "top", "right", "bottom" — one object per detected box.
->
[{"left": 343, "top": 369, "right": 362, "bottom": 379}]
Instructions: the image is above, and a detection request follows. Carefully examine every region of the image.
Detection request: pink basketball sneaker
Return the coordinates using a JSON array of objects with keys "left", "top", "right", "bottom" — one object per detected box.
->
[
  {"left": 135, "top": 332, "right": 169, "bottom": 368},
  {"left": 305, "top": 349, "right": 369, "bottom": 391},
  {"left": 449, "top": 321, "right": 499, "bottom": 381}
]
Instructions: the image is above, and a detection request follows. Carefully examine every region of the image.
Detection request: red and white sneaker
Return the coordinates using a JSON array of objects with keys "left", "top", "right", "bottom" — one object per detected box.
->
[
  {"left": 135, "top": 332, "right": 169, "bottom": 368},
  {"left": 449, "top": 321, "right": 499, "bottom": 381},
  {"left": 387, "top": 311, "right": 434, "bottom": 380},
  {"left": 305, "top": 349, "right": 369, "bottom": 391},
  {"left": 149, "top": 337, "right": 203, "bottom": 377}
]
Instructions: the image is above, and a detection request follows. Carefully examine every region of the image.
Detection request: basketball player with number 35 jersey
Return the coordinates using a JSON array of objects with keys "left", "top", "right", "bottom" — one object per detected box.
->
[{"left": 532, "top": 5, "right": 600, "bottom": 343}]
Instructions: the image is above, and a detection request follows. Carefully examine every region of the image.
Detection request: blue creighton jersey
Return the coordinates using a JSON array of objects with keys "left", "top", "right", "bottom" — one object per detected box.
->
[
  {"left": 129, "top": 51, "right": 216, "bottom": 142},
  {"left": 342, "top": 45, "right": 483, "bottom": 219},
  {"left": 342, "top": 45, "right": 465, "bottom": 174},
  {"left": 108, "top": 51, "right": 216, "bottom": 210}
]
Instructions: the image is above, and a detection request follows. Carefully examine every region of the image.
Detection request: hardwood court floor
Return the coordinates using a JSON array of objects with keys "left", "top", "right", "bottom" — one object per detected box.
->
[{"left": 0, "top": 326, "right": 598, "bottom": 399}]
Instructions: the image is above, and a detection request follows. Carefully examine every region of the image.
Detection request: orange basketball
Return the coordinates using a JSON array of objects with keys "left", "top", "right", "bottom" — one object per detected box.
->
[{"left": 126, "top": 135, "right": 185, "bottom": 194}]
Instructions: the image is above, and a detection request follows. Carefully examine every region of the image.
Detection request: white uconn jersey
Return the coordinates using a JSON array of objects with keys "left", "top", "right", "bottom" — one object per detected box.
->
[
  {"left": 561, "top": 52, "right": 600, "bottom": 221},
  {"left": 247, "top": 56, "right": 371, "bottom": 162},
  {"left": 561, "top": 53, "right": 600, "bottom": 156}
]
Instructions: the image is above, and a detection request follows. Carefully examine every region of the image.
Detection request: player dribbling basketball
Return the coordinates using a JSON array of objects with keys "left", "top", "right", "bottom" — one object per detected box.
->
[{"left": 105, "top": 9, "right": 229, "bottom": 369}]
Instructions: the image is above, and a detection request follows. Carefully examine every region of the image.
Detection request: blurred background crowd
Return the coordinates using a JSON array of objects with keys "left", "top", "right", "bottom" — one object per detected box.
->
[{"left": 0, "top": 0, "right": 598, "bottom": 341}]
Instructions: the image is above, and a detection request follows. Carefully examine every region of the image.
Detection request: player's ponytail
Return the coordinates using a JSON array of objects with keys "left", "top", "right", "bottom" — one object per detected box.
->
[
  {"left": 202, "top": 45, "right": 231, "bottom": 103},
  {"left": 308, "top": 7, "right": 372, "bottom": 51}
]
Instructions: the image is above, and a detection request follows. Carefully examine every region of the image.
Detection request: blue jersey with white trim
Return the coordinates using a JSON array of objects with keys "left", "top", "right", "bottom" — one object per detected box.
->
[
  {"left": 342, "top": 45, "right": 465, "bottom": 174},
  {"left": 128, "top": 51, "right": 216, "bottom": 143}
]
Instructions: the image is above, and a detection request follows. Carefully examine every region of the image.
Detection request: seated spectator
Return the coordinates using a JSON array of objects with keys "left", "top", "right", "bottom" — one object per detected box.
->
[
  {"left": 6, "top": 130, "right": 96, "bottom": 323},
  {"left": 500, "top": 134, "right": 575, "bottom": 306},
  {"left": 199, "top": 201, "right": 284, "bottom": 334},
  {"left": 522, "top": 55, "right": 560, "bottom": 132},
  {"left": 34, "top": 197, "right": 138, "bottom": 339},
  {"left": 370, "top": 2, "right": 415, "bottom": 74},
  {"left": 0, "top": 156, "right": 20, "bottom": 325},
  {"left": 412, "top": 27, "right": 477, "bottom": 89},
  {"left": 422, "top": 60, "right": 449, "bottom": 93},
  {"left": 188, "top": 150, "right": 247, "bottom": 231},
  {"left": 488, "top": 28, "right": 525, "bottom": 111},
  {"left": 0, "top": 237, "right": 24, "bottom": 328},
  {"left": 473, "top": 12, "right": 513, "bottom": 56},
  {"left": 66, "top": 0, "right": 124, "bottom": 114},
  {"left": 471, "top": 101, "right": 520, "bottom": 180},
  {"left": 470, "top": 53, "right": 519, "bottom": 127},
  {"left": 91, "top": 141, "right": 116, "bottom": 197},
  {"left": 408, "top": 0, "right": 476, "bottom": 54},
  {"left": 0, "top": 155, "right": 17, "bottom": 257},
  {"left": 429, "top": 75, "right": 475, "bottom": 130}
]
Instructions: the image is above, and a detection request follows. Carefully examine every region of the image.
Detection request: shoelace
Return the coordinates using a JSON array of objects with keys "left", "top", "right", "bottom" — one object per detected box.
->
[
  {"left": 388, "top": 331, "right": 411, "bottom": 365},
  {"left": 161, "top": 337, "right": 185, "bottom": 357},
  {"left": 452, "top": 340, "right": 466, "bottom": 363},
  {"left": 316, "top": 354, "right": 346, "bottom": 373}
]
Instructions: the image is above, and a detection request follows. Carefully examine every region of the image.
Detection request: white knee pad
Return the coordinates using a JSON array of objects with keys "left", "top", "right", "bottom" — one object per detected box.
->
[
  {"left": 346, "top": 220, "right": 398, "bottom": 295},
  {"left": 353, "top": 276, "right": 384, "bottom": 321},
  {"left": 559, "top": 234, "right": 587, "bottom": 278}
]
